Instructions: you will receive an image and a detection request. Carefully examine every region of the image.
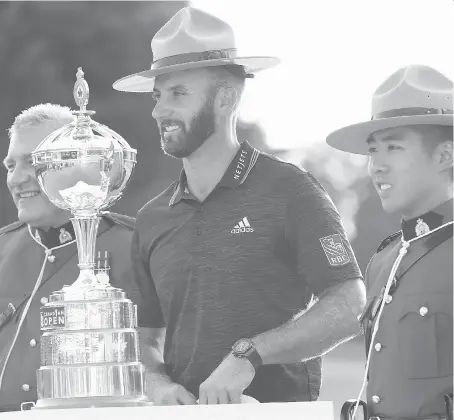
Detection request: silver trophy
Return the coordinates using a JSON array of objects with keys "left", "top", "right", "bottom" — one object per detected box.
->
[{"left": 31, "top": 68, "right": 149, "bottom": 409}]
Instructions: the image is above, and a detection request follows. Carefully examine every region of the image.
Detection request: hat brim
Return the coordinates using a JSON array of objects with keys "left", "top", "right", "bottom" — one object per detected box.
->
[
  {"left": 112, "top": 56, "right": 280, "bottom": 93},
  {"left": 326, "top": 114, "right": 453, "bottom": 155}
]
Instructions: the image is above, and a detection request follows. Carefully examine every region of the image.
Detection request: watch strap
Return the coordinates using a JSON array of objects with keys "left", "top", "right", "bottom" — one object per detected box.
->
[
  {"left": 244, "top": 347, "right": 263, "bottom": 370},
  {"left": 232, "top": 338, "right": 263, "bottom": 370}
]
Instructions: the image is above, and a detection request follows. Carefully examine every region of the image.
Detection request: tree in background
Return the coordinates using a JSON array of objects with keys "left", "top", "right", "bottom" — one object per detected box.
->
[
  {"left": 0, "top": 1, "right": 188, "bottom": 225},
  {"left": 0, "top": 1, "right": 271, "bottom": 226}
]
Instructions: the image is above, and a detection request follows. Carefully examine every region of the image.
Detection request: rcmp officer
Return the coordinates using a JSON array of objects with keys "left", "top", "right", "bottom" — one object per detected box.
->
[
  {"left": 0, "top": 103, "right": 137, "bottom": 411},
  {"left": 327, "top": 65, "right": 453, "bottom": 420}
]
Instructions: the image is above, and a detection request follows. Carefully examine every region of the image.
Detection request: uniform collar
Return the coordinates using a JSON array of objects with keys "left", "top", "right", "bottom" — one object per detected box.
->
[
  {"left": 401, "top": 198, "right": 453, "bottom": 241},
  {"left": 169, "top": 141, "right": 260, "bottom": 206},
  {"left": 29, "top": 217, "right": 112, "bottom": 249},
  {"left": 30, "top": 220, "right": 75, "bottom": 249}
]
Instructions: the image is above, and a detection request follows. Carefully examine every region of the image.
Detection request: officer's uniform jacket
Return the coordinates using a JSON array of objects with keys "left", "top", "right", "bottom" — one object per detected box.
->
[
  {"left": 362, "top": 199, "right": 453, "bottom": 419},
  {"left": 0, "top": 212, "right": 136, "bottom": 410}
]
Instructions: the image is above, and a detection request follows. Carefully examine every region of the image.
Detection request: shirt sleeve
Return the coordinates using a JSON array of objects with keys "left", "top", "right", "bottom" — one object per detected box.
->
[
  {"left": 284, "top": 171, "right": 363, "bottom": 297},
  {"left": 131, "top": 227, "right": 166, "bottom": 328}
]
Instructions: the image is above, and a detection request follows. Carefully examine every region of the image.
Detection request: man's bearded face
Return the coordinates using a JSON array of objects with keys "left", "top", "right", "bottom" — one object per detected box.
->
[{"left": 152, "top": 69, "right": 219, "bottom": 159}]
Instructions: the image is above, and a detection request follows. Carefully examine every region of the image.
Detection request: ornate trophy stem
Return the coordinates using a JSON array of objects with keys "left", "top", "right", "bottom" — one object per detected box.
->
[
  {"left": 71, "top": 214, "right": 101, "bottom": 287},
  {"left": 31, "top": 68, "right": 145, "bottom": 409}
]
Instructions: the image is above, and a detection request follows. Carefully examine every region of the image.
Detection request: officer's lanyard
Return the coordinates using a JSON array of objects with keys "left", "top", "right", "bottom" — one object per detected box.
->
[
  {"left": 0, "top": 226, "right": 76, "bottom": 391},
  {"left": 351, "top": 220, "right": 454, "bottom": 420},
  {"left": 2, "top": 231, "right": 77, "bottom": 323}
]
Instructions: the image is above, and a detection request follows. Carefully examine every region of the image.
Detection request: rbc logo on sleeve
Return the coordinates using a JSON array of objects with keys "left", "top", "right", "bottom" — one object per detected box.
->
[{"left": 319, "top": 234, "right": 351, "bottom": 266}]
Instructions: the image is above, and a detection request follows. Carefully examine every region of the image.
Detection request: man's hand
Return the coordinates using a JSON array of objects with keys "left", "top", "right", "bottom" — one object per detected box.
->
[
  {"left": 151, "top": 381, "right": 197, "bottom": 405},
  {"left": 198, "top": 353, "right": 256, "bottom": 404}
]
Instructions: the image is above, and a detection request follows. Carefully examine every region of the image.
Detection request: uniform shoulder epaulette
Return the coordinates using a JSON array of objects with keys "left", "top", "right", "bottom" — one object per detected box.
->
[
  {"left": 376, "top": 231, "right": 402, "bottom": 253},
  {"left": 0, "top": 220, "right": 25, "bottom": 237},
  {"left": 102, "top": 211, "right": 136, "bottom": 230}
]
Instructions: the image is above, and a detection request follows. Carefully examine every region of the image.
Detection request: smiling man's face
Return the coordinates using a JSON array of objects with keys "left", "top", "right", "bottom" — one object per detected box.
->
[
  {"left": 367, "top": 125, "right": 448, "bottom": 218},
  {"left": 151, "top": 68, "right": 219, "bottom": 159},
  {"left": 4, "top": 122, "right": 69, "bottom": 229}
]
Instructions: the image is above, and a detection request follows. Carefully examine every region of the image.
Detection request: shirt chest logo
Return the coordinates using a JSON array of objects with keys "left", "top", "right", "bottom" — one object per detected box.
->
[{"left": 231, "top": 217, "right": 254, "bottom": 234}]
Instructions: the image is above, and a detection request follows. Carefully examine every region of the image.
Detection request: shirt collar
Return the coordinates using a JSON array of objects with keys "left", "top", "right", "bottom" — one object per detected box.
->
[
  {"left": 401, "top": 198, "right": 453, "bottom": 241},
  {"left": 169, "top": 141, "right": 260, "bottom": 206}
]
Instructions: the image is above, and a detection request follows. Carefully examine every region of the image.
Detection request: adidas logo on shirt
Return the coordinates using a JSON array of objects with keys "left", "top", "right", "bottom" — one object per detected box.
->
[{"left": 231, "top": 217, "right": 254, "bottom": 234}]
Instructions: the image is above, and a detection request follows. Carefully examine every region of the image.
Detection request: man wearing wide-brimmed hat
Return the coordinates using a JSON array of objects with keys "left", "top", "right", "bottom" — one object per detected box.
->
[
  {"left": 114, "top": 7, "right": 365, "bottom": 406},
  {"left": 327, "top": 65, "right": 453, "bottom": 420}
]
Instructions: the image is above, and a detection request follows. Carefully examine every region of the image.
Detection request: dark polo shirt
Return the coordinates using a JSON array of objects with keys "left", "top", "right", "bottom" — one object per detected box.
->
[{"left": 132, "top": 141, "right": 362, "bottom": 402}]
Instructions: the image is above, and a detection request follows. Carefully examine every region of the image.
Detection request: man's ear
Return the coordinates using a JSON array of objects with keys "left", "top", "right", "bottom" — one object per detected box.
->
[
  {"left": 217, "top": 86, "right": 238, "bottom": 116},
  {"left": 435, "top": 141, "right": 453, "bottom": 172}
]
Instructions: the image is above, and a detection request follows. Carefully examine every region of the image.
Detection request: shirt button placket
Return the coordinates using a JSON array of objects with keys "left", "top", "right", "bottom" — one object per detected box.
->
[{"left": 195, "top": 205, "right": 203, "bottom": 235}]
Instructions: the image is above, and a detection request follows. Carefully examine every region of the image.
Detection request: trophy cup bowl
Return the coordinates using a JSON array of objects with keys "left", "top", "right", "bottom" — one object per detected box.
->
[{"left": 31, "top": 68, "right": 149, "bottom": 409}]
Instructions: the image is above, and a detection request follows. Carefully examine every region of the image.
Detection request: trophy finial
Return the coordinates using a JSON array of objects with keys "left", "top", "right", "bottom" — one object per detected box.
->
[{"left": 73, "top": 67, "right": 90, "bottom": 112}]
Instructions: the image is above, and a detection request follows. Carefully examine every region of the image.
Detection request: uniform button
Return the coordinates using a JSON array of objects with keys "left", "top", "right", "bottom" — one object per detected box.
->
[
  {"left": 419, "top": 306, "right": 428, "bottom": 317},
  {"left": 22, "top": 384, "right": 30, "bottom": 392},
  {"left": 47, "top": 254, "right": 56, "bottom": 263},
  {"left": 196, "top": 230, "right": 201, "bottom": 235},
  {"left": 385, "top": 295, "right": 393, "bottom": 304},
  {"left": 30, "top": 339, "right": 37, "bottom": 348},
  {"left": 198, "top": 207, "right": 203, "bottom": 212},
  {"left": 372, "top": 395, "right": 381, "bottom": 404},
  {"left": 40, "top": 297, "right": 48, "bottom": 305},
  {"left": 374, "top": 343, "right": 382, "bottom": 352}
]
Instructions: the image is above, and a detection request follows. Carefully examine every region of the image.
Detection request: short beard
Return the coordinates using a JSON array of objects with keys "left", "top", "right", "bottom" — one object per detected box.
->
[{"left": 160, "top": 94, "right": 217, "bottom": 159}]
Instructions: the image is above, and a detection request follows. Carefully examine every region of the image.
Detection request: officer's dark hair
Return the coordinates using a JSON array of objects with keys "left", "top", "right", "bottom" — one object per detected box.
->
[
  {"left": 413, "top": 124, "right": 454, "bottom": 154},
  {"left": 8, "top": 103, "right": 74, "bottom": 139}
]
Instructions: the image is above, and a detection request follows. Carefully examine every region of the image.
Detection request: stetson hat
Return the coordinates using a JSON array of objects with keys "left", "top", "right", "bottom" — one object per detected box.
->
[
  {"left": 113, "top": 7, "right": 280, "bottom": 93},
  {"left": 326, "top": 65, "right": 453, "bottom": 155}
]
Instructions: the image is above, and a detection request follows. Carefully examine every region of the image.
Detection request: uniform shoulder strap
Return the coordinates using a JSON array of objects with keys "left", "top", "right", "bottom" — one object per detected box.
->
[
  {"left": 376, "top": 231, "right": 402, "bottom": 253},
  {"left": 101, "top": 211, "right": 136, "bottom": 230},
  {"left": 0, "top": 220, "right": 25, "bottom": 237}
]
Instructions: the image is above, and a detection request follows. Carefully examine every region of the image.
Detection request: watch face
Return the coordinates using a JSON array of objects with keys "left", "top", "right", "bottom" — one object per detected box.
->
[{"left": 234, "top": 339, "right": 252, "bottom": 355}]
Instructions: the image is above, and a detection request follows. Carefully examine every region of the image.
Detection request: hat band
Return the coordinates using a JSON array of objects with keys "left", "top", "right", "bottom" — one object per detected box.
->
[
  {"left": 372, "top": 107, "right": 453, "bottom": 120},
  {"left": 151, "top": 48, "right": 238, "bottom": 69}
]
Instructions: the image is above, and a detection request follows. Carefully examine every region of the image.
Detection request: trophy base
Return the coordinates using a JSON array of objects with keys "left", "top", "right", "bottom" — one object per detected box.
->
[
  {"left": 37, "top": 362, "right": 146, "bottom": 400},
  {"left": 33, "top": 396, "right": 153, "bottom": 410}
]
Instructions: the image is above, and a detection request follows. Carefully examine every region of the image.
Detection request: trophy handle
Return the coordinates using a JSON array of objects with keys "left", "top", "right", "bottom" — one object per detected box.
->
[{"left": 71, "top": 214, "right": 101, "bottom": 287}]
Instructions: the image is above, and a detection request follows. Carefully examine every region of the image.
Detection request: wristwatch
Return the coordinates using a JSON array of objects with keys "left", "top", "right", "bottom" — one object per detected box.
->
[{"left": 231, "top": 338, "right": 263, "bottom": 370}]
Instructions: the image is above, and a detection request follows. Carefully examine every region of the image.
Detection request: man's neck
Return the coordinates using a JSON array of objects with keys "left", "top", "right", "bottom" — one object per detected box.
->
[
  {"left": 402, "top": 186, "right": 453, "bottom": 220},
  {"left": 183, "top": 131, "right": 240, "bottom": 202}
]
